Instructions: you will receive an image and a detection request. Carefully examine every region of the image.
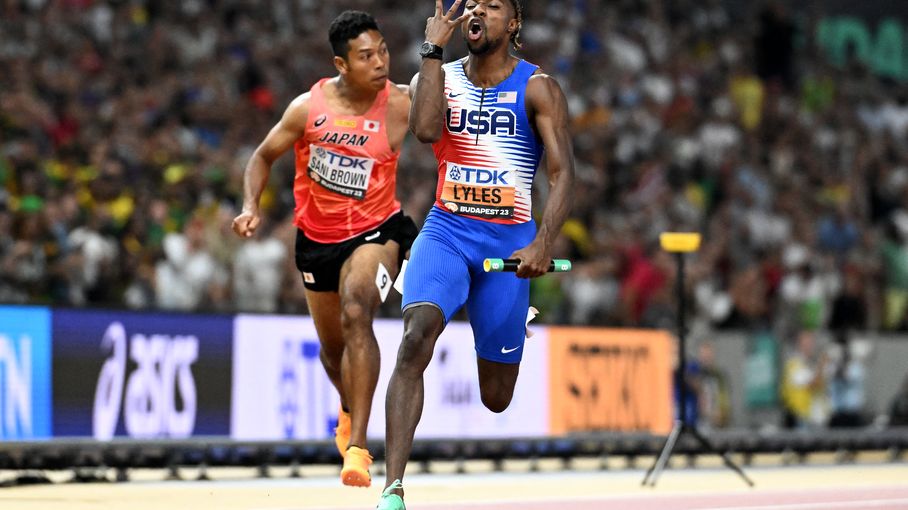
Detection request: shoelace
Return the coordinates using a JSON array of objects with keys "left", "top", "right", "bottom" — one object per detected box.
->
[{"left": 381, "top": 479, "right": 404, "bottom": 497}]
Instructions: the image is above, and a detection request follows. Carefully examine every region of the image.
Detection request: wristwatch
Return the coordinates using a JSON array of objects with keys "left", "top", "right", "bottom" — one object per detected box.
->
[{"left": 419, "top": 41, "right": 443, "bottom": 60}]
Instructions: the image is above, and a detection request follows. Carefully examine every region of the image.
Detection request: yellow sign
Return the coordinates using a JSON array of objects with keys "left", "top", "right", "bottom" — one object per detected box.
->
[
  {"left": 334, "top": 119, "right": 357, "bottom": 128},
  {"left": 548, "top": 328, "right": 673, "bottom": 435}
]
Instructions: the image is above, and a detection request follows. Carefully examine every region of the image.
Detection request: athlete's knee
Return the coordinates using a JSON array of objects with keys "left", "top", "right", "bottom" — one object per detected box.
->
[
  {"left": 478, "top": 366, "right": 518, "bottom": 413},
  {"left": 480, "top": 390, "right": 513, "bottom": 413},
  {"left": 395, "top": 312, "right": 442, "bottom": 375},
  {"left": 339, "top": 297, "right": 374, "bottom": 332},
  {"left": 396, "top": 327, "right": 434, "bottom": 374}
]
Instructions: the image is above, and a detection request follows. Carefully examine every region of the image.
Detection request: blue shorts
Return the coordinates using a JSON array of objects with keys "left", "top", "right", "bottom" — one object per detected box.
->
[{"left": 402, "top": 207, "right": 536, "bottom": 364}]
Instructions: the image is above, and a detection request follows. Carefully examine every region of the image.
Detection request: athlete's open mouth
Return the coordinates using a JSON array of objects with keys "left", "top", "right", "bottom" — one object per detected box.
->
[{"left": 468, "top": 19, "right": 483, "bottom": 41}]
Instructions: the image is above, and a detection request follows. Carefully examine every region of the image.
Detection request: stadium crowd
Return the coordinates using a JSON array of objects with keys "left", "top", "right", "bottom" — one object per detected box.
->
[{"left": 2, "top": 0, "right": 908, "bottom": 348}]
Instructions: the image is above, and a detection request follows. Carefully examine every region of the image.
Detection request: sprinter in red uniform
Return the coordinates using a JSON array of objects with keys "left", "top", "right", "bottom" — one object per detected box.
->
[{"left": 232, "top": 11, "right": 416, "bottom": 488}]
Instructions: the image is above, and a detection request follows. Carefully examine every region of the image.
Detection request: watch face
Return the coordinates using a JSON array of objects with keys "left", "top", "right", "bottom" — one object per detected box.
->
[{"left": 420, "top": 42, "right": 434, "bottom": 56}]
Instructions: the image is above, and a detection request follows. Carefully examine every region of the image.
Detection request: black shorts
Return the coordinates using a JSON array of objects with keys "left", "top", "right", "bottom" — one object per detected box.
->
[{"left": 295, "top": 211, "right": 418, "bottom": 292}]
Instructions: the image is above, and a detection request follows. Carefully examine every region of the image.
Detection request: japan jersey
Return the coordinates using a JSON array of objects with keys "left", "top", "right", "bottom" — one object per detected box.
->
[{"left": 293, "top": 79, "right": 401, "bottom": 243}]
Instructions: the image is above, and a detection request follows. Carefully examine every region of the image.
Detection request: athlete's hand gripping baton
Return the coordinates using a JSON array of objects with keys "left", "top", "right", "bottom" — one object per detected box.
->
[{"left": 483, "top": 258, "right": 572, "bottom": 273}]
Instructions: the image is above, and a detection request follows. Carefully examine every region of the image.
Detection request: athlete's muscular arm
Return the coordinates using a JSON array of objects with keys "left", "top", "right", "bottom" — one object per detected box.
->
[
  {"left": 387, "top": 84, "right": 412, "bottom": 152},
  {"left": 509, "top": 73, "right": 576, "bottom": 278},
  {"left": 232, "top": 94, "right": 310, "bottom": 238},
  {"left": 410, "top": 0, "right": 468, "bottom": 143}
]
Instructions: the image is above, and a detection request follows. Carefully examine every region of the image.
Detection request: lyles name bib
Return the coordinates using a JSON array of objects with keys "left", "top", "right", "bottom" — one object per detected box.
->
[{"left": 440, "top": 162, "right": 516, "bottom": 219}]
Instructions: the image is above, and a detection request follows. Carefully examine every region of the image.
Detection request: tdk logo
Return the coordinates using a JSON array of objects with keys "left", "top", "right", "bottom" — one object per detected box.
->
[
  {"left": 446, "top": 107, "right": 516, "bottom": 136},
  {"left": 449, "top": 165, "right": 510, "bottom": 185},
  {"left": 324, "top": 152, "right": 368, "bottom": 170}
]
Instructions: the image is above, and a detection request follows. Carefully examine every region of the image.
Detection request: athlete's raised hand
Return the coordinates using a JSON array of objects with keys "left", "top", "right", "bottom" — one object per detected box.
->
[
  {"left": 232, "top": 208, "right": 261, "bottom": 238},
  {"left": 425, "top": 0, "right": 469, "bottom": 47}
]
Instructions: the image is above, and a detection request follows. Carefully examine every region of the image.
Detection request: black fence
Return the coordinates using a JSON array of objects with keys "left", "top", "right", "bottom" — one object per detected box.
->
[{"left": 2, "top": 428, "right": 906, "bottom": 486}]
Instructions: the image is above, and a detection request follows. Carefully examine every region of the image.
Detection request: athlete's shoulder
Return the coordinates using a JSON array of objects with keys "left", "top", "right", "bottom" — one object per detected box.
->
[
  {"left": 526, "top": 70, "right": 565, "bottom": 98},
  {"left": 387, "top": 82, "right": 411, "bottom": 122},
  {"left": 389, "top": 82, "right": 411, "bottom": 101},
  {"left": 287, "top": 91, "right": 313, "bottom": 110},
  {"left": 280, "top": 91, "right": 312, "bottom": 127}
]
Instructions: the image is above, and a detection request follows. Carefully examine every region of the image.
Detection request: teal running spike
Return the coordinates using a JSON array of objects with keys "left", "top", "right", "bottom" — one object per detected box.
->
[{"left": 376, "top": 479, "right": 405, "bottom": 510}]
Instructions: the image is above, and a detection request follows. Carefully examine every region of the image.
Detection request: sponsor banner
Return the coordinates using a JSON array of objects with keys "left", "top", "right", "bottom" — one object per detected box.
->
[
  {"left": 0, "top": 306, "right": 52, "bottom": 440},
  {"left": 548, "top": 328, "right": 672, "bottom": 435},
  {"left": 816, "top": 16, "right": 908, "bottom": 81},
  {"left": 231, "top": 316, "right": 548, "bottom": 440},
  {"left": 52, "top": 310, "right": 232, "bottom": 439},
  {"left": 231, "top": 315, "right": 339, "bottom": 440}
]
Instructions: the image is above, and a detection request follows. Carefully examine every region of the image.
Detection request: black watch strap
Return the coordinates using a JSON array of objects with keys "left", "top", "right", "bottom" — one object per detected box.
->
[{"left": 419, "top": 42, "right": 443, "bottom": 60}]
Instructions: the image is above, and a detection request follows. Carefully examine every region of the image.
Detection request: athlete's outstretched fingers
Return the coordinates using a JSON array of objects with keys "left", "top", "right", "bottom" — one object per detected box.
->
[
  {"left": 446, "top": 0, "right": 464, "bottom": 19},
  {"left": 452, "top": 10, "right": 470, "bottom": 25},
  {"left": 435, "top": 0, "right": 443, "bottom": 17}
]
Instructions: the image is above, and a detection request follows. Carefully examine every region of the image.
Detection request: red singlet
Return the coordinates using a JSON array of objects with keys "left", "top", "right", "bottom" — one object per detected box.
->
[{"left": 293, "top": 79, "right": 401, "bottom": 243}]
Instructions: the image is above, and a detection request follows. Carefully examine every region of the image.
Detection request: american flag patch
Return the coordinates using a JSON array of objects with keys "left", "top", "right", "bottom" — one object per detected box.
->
[
  {"left": 364, "top": 120, "right": 380, "bottom": 133},
  {"left": 497, "top": 91, "right": 517, "bottom": 103}
]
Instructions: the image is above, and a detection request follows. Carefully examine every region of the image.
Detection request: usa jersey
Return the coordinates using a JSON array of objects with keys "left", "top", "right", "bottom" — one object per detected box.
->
[
  {"left": 432, "top": 58, "right": 544, "bottom": 224},
  {"left": 293, "top": 78, "right": 401, "bottom": 243}
]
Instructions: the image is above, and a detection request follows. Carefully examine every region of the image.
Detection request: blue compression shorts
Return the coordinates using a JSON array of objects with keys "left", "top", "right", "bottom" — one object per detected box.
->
[{"left": 402, "top": 206, "right": 536, "bottom": 364}]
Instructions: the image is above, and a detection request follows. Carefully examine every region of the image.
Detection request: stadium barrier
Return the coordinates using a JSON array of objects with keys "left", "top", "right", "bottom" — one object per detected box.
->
[{"left": 1, "top": 305, "right": 907, "bottom": 484}]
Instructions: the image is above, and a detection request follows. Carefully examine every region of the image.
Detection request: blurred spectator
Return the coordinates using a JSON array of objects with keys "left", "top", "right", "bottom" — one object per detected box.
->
[
  {"left": 695, "top": 341, "right": 731, "bottom": 429},
  {"left": 826, "top": 334, "right": 868, "bottom": 428},
  {"left": 0, "top": 0, "right": 903, "bottom": 343},
  {"left": 778, "top": 244, "right": 839, "bottom": 333},
  {"left": 754, "top": 1, "right": 796, "bottom": 90},
  {"left": 889, "top": 374, "right": 908, "bottom": 428},
  {"left": 155, "top": 216, "right": 228, "bottom": 311},
  {"left": 780, "top": 330, "right": 830, "bottom": 428},
  {"left": 828, "top": 267, "right": 867, "bottom": 333},
  {"left": 232, "top": 216, "right": 286, "bottom": 314},
  {"left": 880, "top": 219, "right": 908, "bottom": 330}
]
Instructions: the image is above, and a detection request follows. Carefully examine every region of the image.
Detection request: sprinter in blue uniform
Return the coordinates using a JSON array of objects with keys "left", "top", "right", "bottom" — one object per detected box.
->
[{"left": 377, "top": 0, "right": 575, "bottom": 508}]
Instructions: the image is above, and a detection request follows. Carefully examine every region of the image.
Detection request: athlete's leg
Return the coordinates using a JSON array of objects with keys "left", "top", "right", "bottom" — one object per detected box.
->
[
  {"left": 304, "top": 289, "right": 346, "bottom": 408},
  {"left": 382, "top": 224, "right": 470, "bottom": 499},
  {"left": 477, "top": 358, "right": 520, "bottom": 413},
  {"left": 305, "top": 288, "right": 354, "bottom": 458},
  {"left": 466, "top": 268, "right": 530, "bottom": 413},
  {"left": 383, "top": 304, "right": 445, "bottom": 497},
  {"left": 337, "top": 240, "right": 402, "bottom": 450}
]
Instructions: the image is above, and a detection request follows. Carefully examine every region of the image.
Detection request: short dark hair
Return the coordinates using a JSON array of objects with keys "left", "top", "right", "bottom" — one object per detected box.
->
[
  {"left": 328, "top": 10, "right": 380, "bottom": 59},
  {"left": 502, "top": 0, "right": 523, "bottom": 50}
]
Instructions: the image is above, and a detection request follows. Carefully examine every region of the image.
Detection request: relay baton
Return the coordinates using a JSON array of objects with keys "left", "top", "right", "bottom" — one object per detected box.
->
[{"left": 483, "top": 258, "right": 572, "bottom": 273}]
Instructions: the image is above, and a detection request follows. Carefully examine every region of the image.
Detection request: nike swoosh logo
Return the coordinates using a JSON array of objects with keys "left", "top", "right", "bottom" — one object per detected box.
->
[
  {"left": 365, "top": 231, "right": 381, "bottom": 241},
  {"left": 500, "top": 346, "right": 520, "bottom": 354},
  {"left": 449, "top": 92, "right": 462, "bottom": 98}
]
